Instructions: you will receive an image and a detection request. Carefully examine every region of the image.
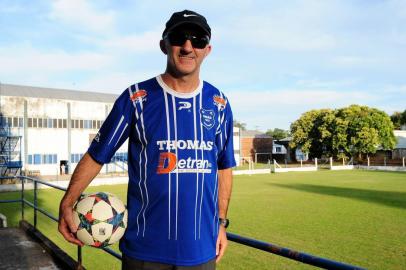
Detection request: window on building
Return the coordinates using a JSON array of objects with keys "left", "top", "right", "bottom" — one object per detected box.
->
[
  {"left": 43, "top": 118, "right": 48, "bottom": 128},
  {"left": 13, "top": 117, "right": 18, "bottom": 127},
  {"left": 34, "top": 154, "right": 41, "bottom": 164},
  {"left": 80, "top": 120, "right": 83, "bottom": 129},
  {"left": 38, "top": 118, "right": 43, "bottom": 128},
  {"left": 28, "top": 118, "right": 33, "bottom": 127},
  {"left": 83, "top": 120, "right": 89, "bottom": 129},
  {"left": 275, "top": 147, "right": 281, "bottom": 153},
  {"left": 19, "top": 117, "right": 24, "bottom": 127},
  {"left": 58, "top": 119, "right": 62, "bottom": 128},
  {"left": 75, "top": 120, "right": 79, "bottom": 129},
  {"left": 53, "top": 119, "right": 57, "bottom": 128},
  {"left": 7, "top": 117, "right": 12, "bottom": 127},
  {"left": 33, "top": 118, "right": 37, "bottom": 128},
  {"left": 48, "top": 119, "right": 53, "bottom": 128},
  {"left": 92, "top": 120, "right": 96, "bottom": 129},
  {"left": 97, "top": 120, "right": 101, "bottom": 129},
  {"left": 63, "top": 119, "right": 67, "bottom": 128},
  {"left": 28, "top": 155, "right": 33, "bottom": 164}
]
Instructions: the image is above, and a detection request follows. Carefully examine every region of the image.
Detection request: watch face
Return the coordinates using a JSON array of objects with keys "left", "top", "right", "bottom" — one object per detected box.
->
[{"left": 220, "top": 218, "right": 229, "bottom": 228}]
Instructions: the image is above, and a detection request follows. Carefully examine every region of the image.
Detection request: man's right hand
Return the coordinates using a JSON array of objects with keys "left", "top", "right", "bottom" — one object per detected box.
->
[{"left": 58, "top": 202, "right": 84, "bottom": 246}]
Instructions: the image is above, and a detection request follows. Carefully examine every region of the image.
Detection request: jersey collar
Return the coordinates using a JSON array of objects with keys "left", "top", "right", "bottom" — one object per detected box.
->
[{"left": 156, "top": 75, "right": 203, "bottom": 99}]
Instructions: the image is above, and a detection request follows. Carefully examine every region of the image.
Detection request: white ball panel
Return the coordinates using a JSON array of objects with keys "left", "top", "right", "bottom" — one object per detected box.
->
[
  {"left": 73, "top": 211, "right": 81, "bottom": 229},
  {"left": 77, "top": 228, "right": 95, "bottom": 246},
  {"left": 108, "top": 226, "right": 126, "bottom": 244},
  {"left": 108, "top": 195, "right": 126, "bottom": 213},
  {"left": 91, "top": 222, "right": 113, "bottom": 243},
  {"left": 76, "top": 196, "right": 96, "bottom": 215},
  {"left": 92, "top": 200, "right": 114, "bottom": 221}
]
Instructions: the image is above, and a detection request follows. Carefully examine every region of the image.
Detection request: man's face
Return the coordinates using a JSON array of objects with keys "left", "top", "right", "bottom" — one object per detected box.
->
[{"left": 161, "top": 26, "right": 211, "bottom": 77}]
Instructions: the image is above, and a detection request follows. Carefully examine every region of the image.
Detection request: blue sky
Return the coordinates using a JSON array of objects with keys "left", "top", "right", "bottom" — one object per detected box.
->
[{"left": 1, "top": 0, "right": 406, "bottom": 131}]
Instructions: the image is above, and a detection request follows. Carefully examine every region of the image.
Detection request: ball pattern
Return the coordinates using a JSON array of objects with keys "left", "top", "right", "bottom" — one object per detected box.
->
[{"left": 73, "top": 192, "right": 127, "bottom": 248}]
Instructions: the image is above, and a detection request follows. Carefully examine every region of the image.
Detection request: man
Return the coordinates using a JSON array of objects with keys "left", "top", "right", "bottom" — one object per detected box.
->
[{"left": 58, "top": 10, "right": 235, "bottom": 270}]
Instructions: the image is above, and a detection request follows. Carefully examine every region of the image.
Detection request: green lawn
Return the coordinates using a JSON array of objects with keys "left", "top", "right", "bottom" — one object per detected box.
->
[{"left": 1, "top": 170, "right": 406, "bottom": 269}]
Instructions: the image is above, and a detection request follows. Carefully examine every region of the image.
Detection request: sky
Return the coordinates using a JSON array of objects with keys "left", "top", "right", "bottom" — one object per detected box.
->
[{"left": 1, "top": 0, "right": 406, "bottom": 131}]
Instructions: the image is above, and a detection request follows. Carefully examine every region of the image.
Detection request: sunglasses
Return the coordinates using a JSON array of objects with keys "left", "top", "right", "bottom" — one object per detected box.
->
[{"left": 165, "top": 31, "right": 210, "bottom": 49}]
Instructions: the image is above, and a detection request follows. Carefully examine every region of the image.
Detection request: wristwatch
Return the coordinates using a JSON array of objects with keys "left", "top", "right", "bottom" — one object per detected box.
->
[{"left": 219, "top": 218, "right": 230, "bottom": 228}]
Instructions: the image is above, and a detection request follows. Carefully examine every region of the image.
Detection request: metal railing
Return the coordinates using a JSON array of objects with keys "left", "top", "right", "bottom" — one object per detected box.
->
[{"left": 0, "top": 175, "right": 366, "bottom": 270}]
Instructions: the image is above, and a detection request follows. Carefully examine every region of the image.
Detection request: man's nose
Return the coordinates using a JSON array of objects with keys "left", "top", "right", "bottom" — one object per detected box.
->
[{"left": 181, "top": 39, "right": 193, "bottom": 52}]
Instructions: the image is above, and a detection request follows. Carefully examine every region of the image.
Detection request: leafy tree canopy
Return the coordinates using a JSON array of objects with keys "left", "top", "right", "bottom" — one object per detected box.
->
[
  {"left": 233, "top": 120, "right": 247, "bottom": 131},
  {"left": 266, "top": 128, "right": 290, "bottom": 140},
  {"left": 290, "top": 105, "right": 396, "bottom": 159},
  {"left": 390, "top": 109, "right": 406, "bottom": 129}
]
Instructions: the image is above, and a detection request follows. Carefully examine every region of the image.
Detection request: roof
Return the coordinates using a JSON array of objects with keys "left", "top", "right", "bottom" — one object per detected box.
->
[
  {"left": 240, "top": 130, "right": 271, "bottom": 138},
  {"left": 0, "top": 83, "right": 118, "bottom": 103},
  {"left": 394, "top": 130, "right": 406, "bottom": 149}
]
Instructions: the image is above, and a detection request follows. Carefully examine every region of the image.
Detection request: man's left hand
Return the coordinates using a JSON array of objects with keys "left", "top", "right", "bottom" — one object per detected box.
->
[{"left": 216, "top": 225, "right": 228, "bottom": 263}]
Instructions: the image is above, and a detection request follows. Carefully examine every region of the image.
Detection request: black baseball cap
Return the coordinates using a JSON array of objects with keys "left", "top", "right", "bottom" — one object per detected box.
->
[{"left": 162, "top": 10, "right": 211, "bottom": 38}]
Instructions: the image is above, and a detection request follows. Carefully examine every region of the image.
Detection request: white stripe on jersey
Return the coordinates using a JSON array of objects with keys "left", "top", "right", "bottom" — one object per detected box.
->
[
  {"left": 114, "top": 123, "right": 128, "bottom": 147},
  {"left": 108, "top": 115, "right": 124, "bottom": 145},
  {"left": 128, "top": 86, "right": 145, "bottom": 236},
  {"left": 193, "top": 96, "right": 199, "bottom": 240},
  {"left": 137, "top": 83, "right": 150, "bottom": 237},
  {"left": 212, "top": 170, "right": 219, "bottom": 236},
  {"left": 171, "top": 95, "right": 179, "bottom": 240},
  {"left": 163, "top": 90, "right": 171, "bottom": 239},
  {"left": 198, "top": 92, "right": 205, "bottom": 239}
]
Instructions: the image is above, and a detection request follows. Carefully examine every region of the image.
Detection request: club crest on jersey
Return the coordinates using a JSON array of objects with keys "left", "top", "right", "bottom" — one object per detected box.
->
[
  {"left": 213, "top": 95, "right": 226, "bottom": 111},
  {"left": 200, "top": 109, "right": 215, "bottom": 129},
  {"left": 130, "top": 89, "right": 147, "bottom": 103}
]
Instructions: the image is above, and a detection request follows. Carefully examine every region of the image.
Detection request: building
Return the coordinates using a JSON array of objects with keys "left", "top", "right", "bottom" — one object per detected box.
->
[
  {"left": 393, "top": 130, "right": 406, "bottom": 159},
  {"left": 240, "top": 130, "right": 272, "bottom": 163},
  {"left": 0, "top": 83, "right": 125, "bottom": 176}
]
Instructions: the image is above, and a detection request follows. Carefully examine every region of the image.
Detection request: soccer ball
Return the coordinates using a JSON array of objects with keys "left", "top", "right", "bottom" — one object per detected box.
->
[{"left": 73, "top": 192, "right": 128, "bottom": 248}]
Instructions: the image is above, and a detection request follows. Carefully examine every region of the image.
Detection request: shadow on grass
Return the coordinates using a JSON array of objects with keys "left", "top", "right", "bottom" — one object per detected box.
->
[{"left": 270, "top": 183, "right": 406, "bottom": 210}]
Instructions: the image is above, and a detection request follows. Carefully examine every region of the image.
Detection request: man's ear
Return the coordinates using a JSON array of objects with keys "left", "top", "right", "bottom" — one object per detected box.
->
[
  {"left": 204, "top": 44, "right": 212, "bottom": 57},
  {"left": 160, "top": 40, "right": 167, "bottom": 55}
]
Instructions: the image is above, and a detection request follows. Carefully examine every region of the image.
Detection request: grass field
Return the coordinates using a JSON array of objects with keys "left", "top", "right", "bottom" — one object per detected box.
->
[{"left": 0, "top": 170, "right": 405, "bottom": 269}]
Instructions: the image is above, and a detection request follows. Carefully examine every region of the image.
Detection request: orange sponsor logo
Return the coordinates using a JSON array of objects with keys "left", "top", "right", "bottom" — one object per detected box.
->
[
  {"left": 156, "top": 152, "right": 177, "bottom": 174},
  {"left": 130, "top": 90, "right": 147, "bottom": 102}
]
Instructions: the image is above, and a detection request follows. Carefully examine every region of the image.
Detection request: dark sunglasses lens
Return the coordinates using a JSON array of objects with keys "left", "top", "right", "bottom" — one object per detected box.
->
[
  {"left": 190, "top": 36, "right": 209, "bottom": 49},
  {"left": 167, "top": 32, "right": 209, "bottom": 49},
  {"left": 168, "top": 32, "right": 187, "bottom": 46}
]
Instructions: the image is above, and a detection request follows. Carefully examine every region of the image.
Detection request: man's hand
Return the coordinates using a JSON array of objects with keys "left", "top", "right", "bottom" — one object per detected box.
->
[
  {"left": 216, "top": 225, "right": 228, "bottom": 263},
  {"left": 58, "top": 202, "right": 83, "bottom": 246}
]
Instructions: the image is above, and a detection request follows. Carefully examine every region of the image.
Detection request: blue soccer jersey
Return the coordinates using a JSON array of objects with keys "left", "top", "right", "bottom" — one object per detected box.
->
[{"left": 88, "top": 76, "right": 236, "bottom": 266}]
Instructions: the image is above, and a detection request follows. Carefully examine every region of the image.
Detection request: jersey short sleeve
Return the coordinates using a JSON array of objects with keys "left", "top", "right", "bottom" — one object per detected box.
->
[
  {"left": 216, "top": 97, "right": 236, "bottom": 170},
  {"left": 88, "top": 89, "right": 135, "bottom": 164}
]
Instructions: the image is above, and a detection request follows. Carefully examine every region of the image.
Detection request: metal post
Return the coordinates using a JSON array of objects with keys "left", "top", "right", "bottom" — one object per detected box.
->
[
  {"left": 77, "top": 246, "right": 82, "bottom": 269},
  {"left": 384, "top": 157, "right": 386, "bottom": 166},
  {"left": 367, "top": 157, "right": 370, "bottom": 167},
  {"left": 329, "top": 157, "right": 333, "bottom": 168},
  {"left": 342, "top": 157, "right": 345, "bottom": 166},
  {"left": 403, "top": 157, "right": 405, "bottom": 168},
  {"left": 21, "top": 177, "right": 24, "bottom": 220},
  {"left": 315, "top": 158, "right": 318, "bottom": 169},
  {"left": 255, "top": 152, "right": 257, "bottom": 164},
  {"left": 300, "top": 159, "right": 303, "bottom": 167},
  {"left": 34, "top": 181, "right": 37, "bottom": 228}
]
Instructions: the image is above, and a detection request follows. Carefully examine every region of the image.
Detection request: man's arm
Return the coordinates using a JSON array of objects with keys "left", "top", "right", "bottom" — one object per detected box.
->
[
  {"left": 58, "top": 153, "right": 103, "bottom": 246},
  {"left": 216, "top": 167, "right": 233, "bottom": 263}
]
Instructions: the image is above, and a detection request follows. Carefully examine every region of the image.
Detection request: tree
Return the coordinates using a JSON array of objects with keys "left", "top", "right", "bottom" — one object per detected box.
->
[
  {"left": 233, "top": 120, "right": 246, "bottom": 131},
  {"left": 266, "top": 128, "right": 290, "bottom": 140},
  {"left": 290, "top": 105, "right": 396, "bottom": 159},
  {"left": 391, "top": 109, "right": 406, "bottom": 129}
]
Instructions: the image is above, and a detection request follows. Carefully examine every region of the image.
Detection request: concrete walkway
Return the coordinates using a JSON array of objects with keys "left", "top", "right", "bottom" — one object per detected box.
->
[{"left": 0, "top": 227, "right": 62, "bottom": 270}]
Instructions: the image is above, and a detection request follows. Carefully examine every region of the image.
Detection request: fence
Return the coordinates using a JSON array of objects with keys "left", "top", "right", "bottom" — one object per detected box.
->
[{"left": 0, "top": 175, "right": 366, "bottom": 270}]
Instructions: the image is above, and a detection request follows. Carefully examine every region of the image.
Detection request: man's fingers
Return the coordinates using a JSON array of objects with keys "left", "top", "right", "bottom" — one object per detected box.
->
[
  {"left": 58, "top": 215, "right": 83, "bottom": 246},
  {"left": 216, "top": 236, "right": 220, "bottom": 256}
]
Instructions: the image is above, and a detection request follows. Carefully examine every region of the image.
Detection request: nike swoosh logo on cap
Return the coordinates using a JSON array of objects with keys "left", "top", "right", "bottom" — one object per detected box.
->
[{"left": 183, "top": 14, "right": 197, "bottom": 17}]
